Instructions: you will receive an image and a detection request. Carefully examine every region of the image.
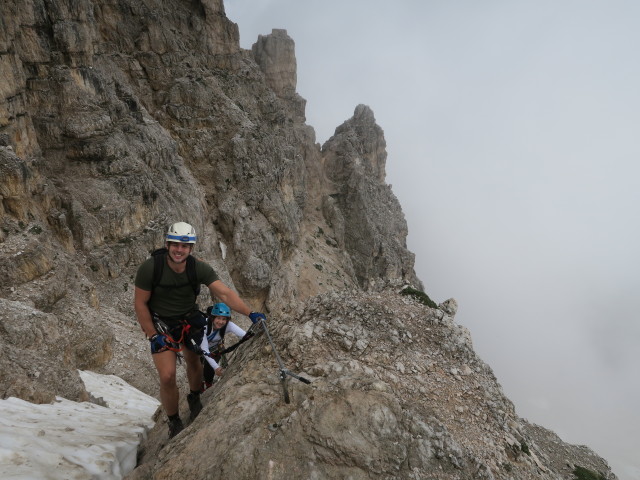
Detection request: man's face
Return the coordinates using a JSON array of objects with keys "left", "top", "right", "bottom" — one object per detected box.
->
[
  {"left": 212, "top": 315, "right": 228, "bottom": 329},
  {"left": 166, "top": 241, "right": 193, "bottom": 264}
]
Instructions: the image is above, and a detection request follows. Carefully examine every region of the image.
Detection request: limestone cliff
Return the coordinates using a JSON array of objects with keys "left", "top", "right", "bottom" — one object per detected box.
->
[{"left": 0, "top": 1, "right": 616, "bottom": 479}]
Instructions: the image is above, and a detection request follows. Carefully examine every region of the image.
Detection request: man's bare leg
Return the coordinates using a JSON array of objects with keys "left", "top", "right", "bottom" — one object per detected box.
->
[
  {"left": 153, "top": 349, "right": 179, "bottom": 415},
  {"left": 152, "top": 349, "right": 184, "bottom": 437},
  {"left": 183, "top": 348, "right": 204, "bottom": 392}
]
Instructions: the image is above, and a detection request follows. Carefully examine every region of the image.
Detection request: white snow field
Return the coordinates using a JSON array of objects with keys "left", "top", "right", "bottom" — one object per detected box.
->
[{"left": 0, "top": 371, "right": 160, "bottom": 479}]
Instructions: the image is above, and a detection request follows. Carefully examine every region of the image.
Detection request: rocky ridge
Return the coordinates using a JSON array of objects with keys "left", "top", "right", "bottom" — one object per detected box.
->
[
  {"left": 0, "top": 0, "right": 617, "bottom": 479},
  {"left": 128, "top": 288, "right": 615, "bottom": 480}
]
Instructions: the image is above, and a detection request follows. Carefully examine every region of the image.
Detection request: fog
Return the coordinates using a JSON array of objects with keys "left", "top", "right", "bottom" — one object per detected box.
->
[{"left": 226, "top": 1, "right": 640, "bottom": 478}]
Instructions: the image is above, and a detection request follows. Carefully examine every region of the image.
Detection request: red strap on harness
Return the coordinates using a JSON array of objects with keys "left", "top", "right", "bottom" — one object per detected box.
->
[{"left": 160, "top": 322, "right": 192, "bottom": 352}]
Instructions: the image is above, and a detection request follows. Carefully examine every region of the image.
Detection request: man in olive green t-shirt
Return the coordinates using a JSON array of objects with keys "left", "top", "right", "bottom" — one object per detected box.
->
[{"left": 134, "top": 221, "right": 267, "bottom": 438}]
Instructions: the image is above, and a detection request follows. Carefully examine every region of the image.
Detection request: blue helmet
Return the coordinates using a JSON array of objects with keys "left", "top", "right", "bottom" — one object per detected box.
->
[{"left": 209, "top": 302, "right": 231, "bottom": 317}]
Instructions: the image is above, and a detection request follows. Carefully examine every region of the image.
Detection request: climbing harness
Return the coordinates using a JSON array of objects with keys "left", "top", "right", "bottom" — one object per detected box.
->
[
  {"left": 153, "top": 311, "right": 206, "bottom": 353},
  {"left": 153, "top": 318, "right": 185, "bottom": 353}
]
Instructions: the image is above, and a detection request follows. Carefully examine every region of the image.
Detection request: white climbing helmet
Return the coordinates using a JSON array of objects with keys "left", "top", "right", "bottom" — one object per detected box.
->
[{"left": 166, "top": 222, "right": 197, "bottom": 244}]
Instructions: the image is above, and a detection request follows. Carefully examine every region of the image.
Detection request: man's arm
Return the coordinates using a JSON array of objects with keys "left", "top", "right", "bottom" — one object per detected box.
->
[
  {"left": 134, "top": 287, "right": 157, "bottom": 338},
  {"left": 207, "top": 280, "right": 252, "bottom": 316}
]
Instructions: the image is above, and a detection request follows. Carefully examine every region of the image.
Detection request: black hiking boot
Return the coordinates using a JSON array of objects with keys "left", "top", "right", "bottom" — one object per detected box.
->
[
  {"left": 187, "top": 391, "right": 202, "bottom": 421},
  {"left": 168, "top": 415, "right": 184, "bottom": 439}
]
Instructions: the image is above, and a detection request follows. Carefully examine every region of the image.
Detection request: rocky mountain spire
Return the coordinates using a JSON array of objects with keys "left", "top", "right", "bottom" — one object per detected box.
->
[
  {"left": 252, "top": 28, "right": 307, "bottom": 120},
  {"left": 252, "top": 28, "right": 297, "bottom": 97},
  {"left": 321, "top": 104, "right": 422, "bottom": 290}
]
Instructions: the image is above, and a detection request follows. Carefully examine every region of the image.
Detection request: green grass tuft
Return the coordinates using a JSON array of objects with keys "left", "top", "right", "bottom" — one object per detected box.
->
[
  {"left": 400, "top": 286, "right": 438, "bottom": 308},
  {"left": 573, "top": 466, "right": 607, "bottom": 480}
]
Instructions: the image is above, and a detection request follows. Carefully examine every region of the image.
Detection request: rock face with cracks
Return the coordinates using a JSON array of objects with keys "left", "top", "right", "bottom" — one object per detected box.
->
[
  {"left": 0, "top": 0, "right": 617, "bottom": 479},
  {"left": 128, "top": 288, "right": 615, "bottom": 480}
]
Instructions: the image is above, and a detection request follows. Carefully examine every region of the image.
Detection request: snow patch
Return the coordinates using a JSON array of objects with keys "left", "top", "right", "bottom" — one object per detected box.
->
[{"left": 0, "top": 370, "right": 160, "bottom": 479}]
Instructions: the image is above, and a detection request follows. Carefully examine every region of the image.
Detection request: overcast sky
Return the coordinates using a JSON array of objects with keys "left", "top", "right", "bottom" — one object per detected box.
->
[{"left": 226, "top": 2, "right": 640, "bottom": 479}]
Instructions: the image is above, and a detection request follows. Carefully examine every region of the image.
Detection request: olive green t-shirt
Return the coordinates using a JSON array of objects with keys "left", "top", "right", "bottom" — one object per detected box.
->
[{"left": 134, "top": 255, "right": 219, "bottom": 317}]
